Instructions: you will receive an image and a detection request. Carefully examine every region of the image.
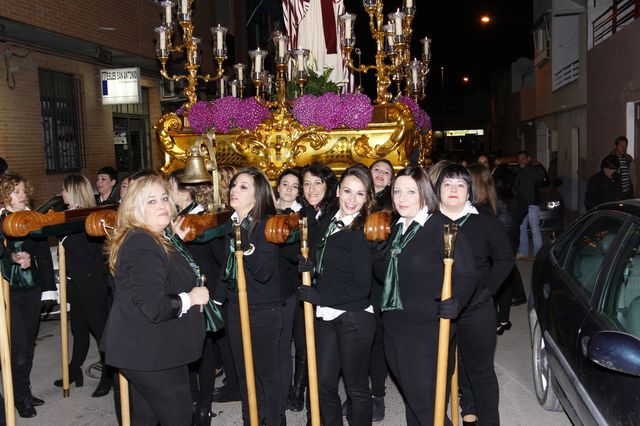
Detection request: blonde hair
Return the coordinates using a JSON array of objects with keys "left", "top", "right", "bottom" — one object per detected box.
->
[
  {"left": 106, "top": 174, "right": 176, "bottom": 274},
  {"left": 63, "top": 175, "right": 96, "bottom": 209}
]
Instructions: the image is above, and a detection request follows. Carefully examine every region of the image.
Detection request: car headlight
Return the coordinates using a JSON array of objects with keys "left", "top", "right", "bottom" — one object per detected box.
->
[{"left": 542, "top": 201, "right": 561, "bottom": 210}]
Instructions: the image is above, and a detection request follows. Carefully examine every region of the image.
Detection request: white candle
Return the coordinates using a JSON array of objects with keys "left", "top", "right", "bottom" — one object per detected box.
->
[
  {"left": 220, "top": 80, "right": 225, "bottom": 97},
  {"left": 165, "top": 3, "right": 172, "bottom": 24},
  {"left": 237, "top": 67, "right": 243, "bottom": 81},
  {"left": 278, "top": 39, "right": 286, "bottom": 58},
  {"left": 181, "top": 0, "right": 188, "bottom": 14},
  {"left": 395, "top": 14, "right": 403, "bottom": 36},
  {"left": 216, "top": 32, "right": 223, "bottom": 51},
  {"left": 255, "top": 53, "right": 262, "bottom": 73},
  {"left": 411, "top": 68, "right": 418, "bottom": 85},
  {"left": 297, "top": 52, "right": 305, "bottom": 72},
  {"left": 231, "top": 83, "right": 237, "bottom": 97},
  {"left": 159, "top": 31, "right": 166, "bottom": 50},
  {"left": 423, "top": 39, "right": 430, "bottom": 57},
  {"left": 406, "top": 0, "right": 413, "bottom": 8},
  {"left": 387, "top": 33, "right": 394, "bottom": 48},
  {"left": 345, "top": 19, "right": 352, "bottom": 40}
]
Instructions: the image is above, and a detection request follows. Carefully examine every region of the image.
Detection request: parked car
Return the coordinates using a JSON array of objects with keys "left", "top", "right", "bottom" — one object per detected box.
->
[
  {"left": 528, "top": 200, "right": 640, "bottom": 424},
  {"left": 496, "top": 157, "right": 564, "bottom": 237}
]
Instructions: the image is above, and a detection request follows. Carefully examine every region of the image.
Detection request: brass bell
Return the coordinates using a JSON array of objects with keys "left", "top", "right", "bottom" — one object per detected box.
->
[{"left": 181, "top": 146, "right": 211, "bottom": 184}]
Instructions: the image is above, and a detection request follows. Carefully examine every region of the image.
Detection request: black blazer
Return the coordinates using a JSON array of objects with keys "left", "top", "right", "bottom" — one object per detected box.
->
[{"left": 102, "top": 229, "right": 205, "bottom": 371}]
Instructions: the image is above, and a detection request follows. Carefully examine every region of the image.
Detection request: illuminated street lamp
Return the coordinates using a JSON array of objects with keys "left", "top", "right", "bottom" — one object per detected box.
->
[
  {"left": 480, "top": 15, "right": 491, "bottom": 24},
  {"left": 462, "top": 76, "right": 470, "bottom": 83}
]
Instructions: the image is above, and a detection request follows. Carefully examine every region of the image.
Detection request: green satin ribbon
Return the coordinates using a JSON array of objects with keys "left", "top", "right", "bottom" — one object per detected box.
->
[
  {"left": 314, "top": 218, "right": 343, "bottom": 282},
  {"left": 380, "top": 220, "right": 422, "bottom": 312},
  {"left": 221, "top": 218, "right": 251, "bottom": 292},
  {"left": 1, "top": 240, "right": 36, "bottom": 289},
  {"left": 164, "top": 229, "right": 224, "bottom": 333}
]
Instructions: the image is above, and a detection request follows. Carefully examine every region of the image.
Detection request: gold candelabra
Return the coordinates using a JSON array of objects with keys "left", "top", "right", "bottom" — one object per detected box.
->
[{"left": 339, "top": 0, "right": 431, "bottom": 104}]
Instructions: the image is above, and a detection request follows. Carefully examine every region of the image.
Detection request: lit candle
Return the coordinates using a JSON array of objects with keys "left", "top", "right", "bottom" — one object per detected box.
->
[
  {"left": 394, "top": 11, "right": 403, "bottom": 36},
  {"left": 406, "top": 0, "right": 413, "bottom": 8},
  {"left": 216, "top": 31, "right": 223, "bottom": 51},
  {"left": 411, "top": 68, "right": 418, "bottom": 85},
  {"left": 254, "top": 51, "right": 262, "bottom": 73},
  {"left": 297, "top": 51, "right": 305, "bottom": 72},
  {"left": 164, "top": 3, "right": 172, "bottom": 24},
  {"left": 422, "top": 38, "right": 430, "bottom": 57},
  {"left": 278, "top": 39, "right": 286, "bottom": 58},
  {"left": 386, "top": 31, "right": 394, "bottom": 48},
  {"left": 181, "top": 0, "right": 188, "bottom": 14}
]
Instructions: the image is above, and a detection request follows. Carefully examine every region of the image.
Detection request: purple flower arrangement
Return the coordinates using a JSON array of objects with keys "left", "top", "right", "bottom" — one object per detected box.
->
[
  {"left": 396, "top": 96, "right": 432, "bottom": 133},
  {"left": 185, "top": 98, "right": 270, "bottom": 134},
  {"left": 292, "top": 93, "right": 374, "bottom": 130}
]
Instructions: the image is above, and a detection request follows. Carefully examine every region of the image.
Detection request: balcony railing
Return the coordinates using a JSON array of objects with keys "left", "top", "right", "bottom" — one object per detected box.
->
[
  {"left": 593, "top": 0, "right": 639, "bottom": 46},
  {"left": 553, "top": 59, "right": 580, "bottom": 91}
]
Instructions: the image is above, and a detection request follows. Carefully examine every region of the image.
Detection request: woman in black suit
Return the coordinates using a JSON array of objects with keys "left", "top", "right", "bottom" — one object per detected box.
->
[
  {"left": 56, "top": 174, "right": 112, "bottom": 397},
  {"left": 435, "top": 164, "right": 513, "bottom": 426},
  {"left": 375, "top": 166, "right": 476, "bottom": 425},
  {"left": 102, "top": 174, "right": 209, "bottom": 425},
  {"left": 297, "top": 164, "right": 376, "bottom": 426},
  {"left": 0, "top": 173, "right": 56, "bottom": 418},
  {"left": 214, "top": 166, "right": 284, "bottom": 426}
]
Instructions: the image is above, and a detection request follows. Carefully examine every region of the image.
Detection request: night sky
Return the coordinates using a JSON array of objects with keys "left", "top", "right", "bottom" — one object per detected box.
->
[{"left": 343, "top": 0, "right": 534, "bottom": 109}]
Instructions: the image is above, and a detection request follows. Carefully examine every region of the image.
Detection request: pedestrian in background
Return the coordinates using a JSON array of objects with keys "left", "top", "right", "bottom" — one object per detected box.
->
[
  {"left": 515, "top": 150, "right": 545, "bottom": 258},
  {"left": 611, "top": 136, "right": 634, "bottom": 200},
  {"left": 584, "top": 155, "right": 621, "bottom": 210}
]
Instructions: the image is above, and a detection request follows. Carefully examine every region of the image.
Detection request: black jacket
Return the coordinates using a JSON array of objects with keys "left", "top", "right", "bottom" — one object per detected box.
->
[
  {"left": 102, "top": 229, "right": 205, "bottom": 371},
  {"left": 584, "top": 171, "right": 621, "bottom": 210}
]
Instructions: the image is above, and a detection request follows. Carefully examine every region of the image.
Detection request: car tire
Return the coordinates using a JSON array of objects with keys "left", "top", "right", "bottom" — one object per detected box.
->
[{"left": 532, "top": 322, "right": 562, "bottom": 411}]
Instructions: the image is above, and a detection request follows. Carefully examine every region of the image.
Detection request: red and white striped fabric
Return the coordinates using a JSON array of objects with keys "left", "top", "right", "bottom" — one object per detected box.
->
[{"left": 283, "top": 0, "right": 310, "bottom": 50}]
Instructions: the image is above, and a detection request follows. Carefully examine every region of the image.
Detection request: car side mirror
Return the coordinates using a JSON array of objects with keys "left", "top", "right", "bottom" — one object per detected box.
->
[
  {"left": 587, "top": 331, "right": 640, "bottom": 377},
  {"left": 553, "top": 178, "right": 563, "bottom": 187}
]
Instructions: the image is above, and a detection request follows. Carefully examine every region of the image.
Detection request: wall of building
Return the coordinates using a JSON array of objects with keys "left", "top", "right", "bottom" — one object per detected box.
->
[
  {"left": 0, "top": 41, "right": 162, "bottom": 205},
  {"left": 587, "top": 19, "right": 640, "bottom": 179}
]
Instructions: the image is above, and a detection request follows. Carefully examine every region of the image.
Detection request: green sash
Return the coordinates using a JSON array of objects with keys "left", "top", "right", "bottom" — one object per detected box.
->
[
  {"left": 164, "top": 229, "right": 224, "bottom": 333},
  {"left": 221, "top": 217, "right": 251, "bottom": 292},
  {"left": 380, "top": 220, "right": 422, "bottom": 312}
]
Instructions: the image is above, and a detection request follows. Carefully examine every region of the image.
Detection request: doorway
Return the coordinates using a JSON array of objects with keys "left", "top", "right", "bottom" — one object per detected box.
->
[{"left": 113, "top": 117, "right": 148, "bottom": 173}]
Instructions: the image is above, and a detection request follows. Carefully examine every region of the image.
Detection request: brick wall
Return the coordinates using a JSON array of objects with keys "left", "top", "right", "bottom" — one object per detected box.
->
[
  {"left": 0, "top": 41, "right": 162, "bottom": 206},
  {"left": 0, "top": 0, "right": 162, "bottom": 59}
]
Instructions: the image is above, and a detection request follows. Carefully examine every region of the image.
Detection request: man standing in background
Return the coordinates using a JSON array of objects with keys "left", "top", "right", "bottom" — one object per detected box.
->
[
  {"left": 612, "top": 136, "right": 635, "bottom": 200},
  {"left": 516, "top": 150, "right": 545, "bottom": 259}
]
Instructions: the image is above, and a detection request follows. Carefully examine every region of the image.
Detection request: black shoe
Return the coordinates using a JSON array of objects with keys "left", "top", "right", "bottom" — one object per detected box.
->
[
  {"left": 212, "top": 384, "right": 240, "bottom": 403},
  {"left": 30, "top": 395, "right": 45, "bottom": 407},
  {"left": 195, "top": 405, "right": 216, "bottom": 426},
  {"left": 92, "top": 381, "right": 112, "bottom": 398},
  {"left": 342, "top": 398, "right": 352, "bottom": 420},
  {"left": 372, "top": 396, "right": 385, "bottom": 422},
  {"left": 54, "top": 366, "right": 83, "bottom": 388},
  {"left": 496, "top": 321, "right": 512, "bottom": 335},
  {"left": 15, "top": 399, "right": 36, "bottom": 418}
]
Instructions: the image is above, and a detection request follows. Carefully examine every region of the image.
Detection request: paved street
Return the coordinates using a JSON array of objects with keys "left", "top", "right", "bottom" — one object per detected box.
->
[{"left": 18, "top": 260, "right": 570, "bottom": 425}]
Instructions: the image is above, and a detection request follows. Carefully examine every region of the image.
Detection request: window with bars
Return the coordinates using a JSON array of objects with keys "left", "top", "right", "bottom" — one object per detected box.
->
[{"left": 39, "top": 69, "right": 86, "bottom": 174}]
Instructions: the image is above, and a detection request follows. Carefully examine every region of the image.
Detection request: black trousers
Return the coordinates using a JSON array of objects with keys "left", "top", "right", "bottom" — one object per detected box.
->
[
  {"left": 122, "top": 365, "right": 192, "bottom": 426},
  {"left": 228, "top": 303, "right": 283, "bottom": 426},
  {"left": 316, "top": 310, "right": 375, "bottom": 426},
  {"left": 369, "top": 283, "right": 387, "bottom": 398},
  {"left": 278, "top": 293, "right": 297, "bottom": 409},
  {"left": 189, "top": 332, "right": 217, "bottom": 407},
  {"left": 10, "top": 287, "right": 41, "bottom": 402},
  {"left": 215, "top": 303, "right": 239, "bottom": 392},
  {"left": 67, "top": 264, "right": 109, "bottom": 370},
  {"left": 384, "top": 317, "right": 454, "bottom": 426},
  {"left": 457, "top": 300, "right": 500, "bottom": 425}
]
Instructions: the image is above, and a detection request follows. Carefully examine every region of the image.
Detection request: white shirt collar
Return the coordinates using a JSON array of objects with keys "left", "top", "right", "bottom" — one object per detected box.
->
[
  {"left": 440, "top": 200, "right": 479, "bottom": 220},
  {"left": 231, "top": 211, "right": 253, "bottom": 223},
  {"left": 397, "top": 206, "right": 431, "bottom": 231},
  {"left": 289, "top": 200, "right": 303, "bottom": 212},
  {"left": 332, "top": 210, "right": 359, "bottom": 227}
]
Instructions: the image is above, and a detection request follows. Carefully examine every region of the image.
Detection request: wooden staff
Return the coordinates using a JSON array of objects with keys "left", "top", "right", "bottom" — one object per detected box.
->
[
  {"left": 451, "top": 346, "right": 459, "bottom": 426},
  {"left": 119, "top": 372, "right": 131, "bottom": 426},
  {"left": 300, "top": 217, "right": 321, "bottom": 426},
  {"left": 235, "top": 222, "right": 259, "bottom": 426},
  {"left": 0, "top": 276, "right": 15, "bottom": 426},
  {"left": 57, "top": 242, "right": 70, "bottom": 397},
  {"left": 434, "top": 223, "right": 458, "bottom": 426}
]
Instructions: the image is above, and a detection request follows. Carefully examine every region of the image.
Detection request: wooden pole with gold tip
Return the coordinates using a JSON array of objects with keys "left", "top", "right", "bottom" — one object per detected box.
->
[
  {"left": 451, "top": 347, "right": 459, "bottom": 426},
  {"left": 57, "top": 242, "right": 70, "bottom": 397},
  {"left": 0, "top": 276, "right": 15, "bottom": 426},
  {"left": 434, "top": 223, "right": 458, "bottom": 426},
  {"left": 235, "top": 222, "right": 259, "bottom": 426},
  {"left": 3, "top": 279, "right": 9, "bottom": 337},
  {"left": 300, "top": 217, "right": 321, "bottom": 426}
]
